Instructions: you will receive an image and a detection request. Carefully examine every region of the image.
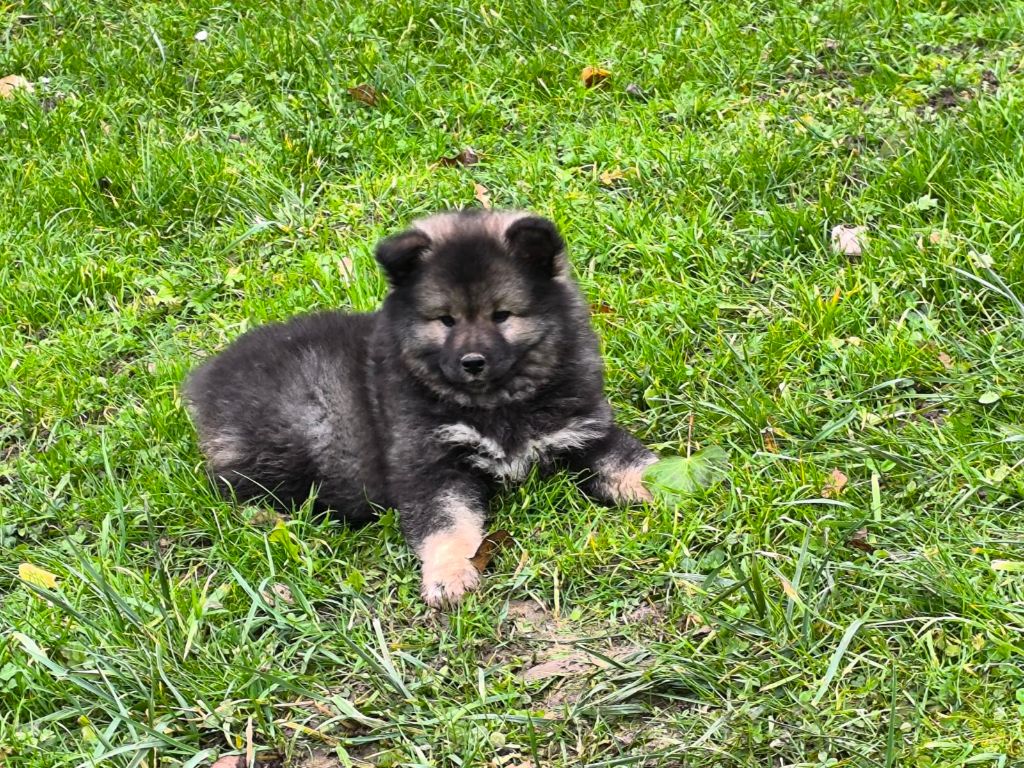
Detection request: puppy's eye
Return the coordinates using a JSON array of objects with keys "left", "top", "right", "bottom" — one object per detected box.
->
[
  {"left": 492, "top": 310, "right": 511, "bottom": 324},
  {"left": 438, "top": 315, "right": 456, "bottom": 327}
]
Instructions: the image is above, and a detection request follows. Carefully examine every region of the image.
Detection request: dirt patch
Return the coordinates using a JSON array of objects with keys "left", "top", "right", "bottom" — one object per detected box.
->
[
  {"left": 926, "top": 86, "right": 972, "bottom": 111},
  {"left": 484, "top": 599, "right": 649, "bottom": 712}
]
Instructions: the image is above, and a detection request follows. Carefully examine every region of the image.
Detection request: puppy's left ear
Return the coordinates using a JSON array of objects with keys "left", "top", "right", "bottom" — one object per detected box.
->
[
  {"left": 375, "top": 229, "right": 431, "bottom": 286},
  {"left": 505, "top": 216, "right": 567, "bottom": 278}
]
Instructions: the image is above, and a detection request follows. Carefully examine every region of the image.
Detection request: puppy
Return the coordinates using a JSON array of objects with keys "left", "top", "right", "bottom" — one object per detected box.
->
[{"left": 184, "top": 211, "right": 656, "bottom": 606}]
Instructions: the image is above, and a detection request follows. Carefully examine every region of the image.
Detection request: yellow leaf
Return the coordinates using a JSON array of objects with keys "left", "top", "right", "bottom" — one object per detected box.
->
[
  {"left": 0, "top": 75, "right": 34, "bottom": 99},
  {"left": 779, "top": 576, "right": 805, "bottom": 607},
  {"left": 474, "top": 182, "right": 492, "bottom": 209},
  {"left": 19, "top": 563, "right": 58, "bottom": 589},
  {"left": 599, "top": 168, "right": 626, "bottom": 187},
  {"left": 580, "top": 66, "right": 611, "bottom": 88}
]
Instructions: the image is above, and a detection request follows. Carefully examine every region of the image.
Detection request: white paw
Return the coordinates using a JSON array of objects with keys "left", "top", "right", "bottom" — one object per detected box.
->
[{"left": 421, "top": 557, "right": 481, "bottom": 608}]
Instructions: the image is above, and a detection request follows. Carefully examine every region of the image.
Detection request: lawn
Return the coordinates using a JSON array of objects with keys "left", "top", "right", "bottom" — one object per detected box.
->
[{"left": 2, "top": 0, "right": 1024, "bottom": 765}]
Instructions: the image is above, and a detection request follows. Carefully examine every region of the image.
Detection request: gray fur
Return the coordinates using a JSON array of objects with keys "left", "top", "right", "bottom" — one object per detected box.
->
[{"left": 183, "top": 210, "right": 656, "bottom": 605}]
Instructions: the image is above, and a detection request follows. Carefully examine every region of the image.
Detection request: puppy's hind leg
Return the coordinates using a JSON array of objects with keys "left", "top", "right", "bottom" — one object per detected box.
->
[{"left": 569, "top": 425, "right": 658, "bottom": 506}]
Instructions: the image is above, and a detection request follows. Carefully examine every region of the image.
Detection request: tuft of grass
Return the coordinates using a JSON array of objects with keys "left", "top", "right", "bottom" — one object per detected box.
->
[{"left": 3, "top": 0, "right": 1024, "bottom": 765}]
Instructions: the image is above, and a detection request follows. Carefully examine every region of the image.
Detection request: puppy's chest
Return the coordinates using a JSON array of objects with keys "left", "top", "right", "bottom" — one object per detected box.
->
[{"left": 433, "top": 416, "right": 606, "bottom": 482}]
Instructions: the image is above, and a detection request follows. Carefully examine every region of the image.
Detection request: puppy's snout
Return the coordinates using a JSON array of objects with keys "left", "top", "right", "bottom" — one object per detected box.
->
[{"left": 460, "top": 353, "right": 487, "bottom": 376}]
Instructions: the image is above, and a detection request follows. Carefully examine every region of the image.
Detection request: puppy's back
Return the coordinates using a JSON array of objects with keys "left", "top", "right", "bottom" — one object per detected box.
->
[{"left": 184, "top": 311, "right": 385, "bottom": 518}]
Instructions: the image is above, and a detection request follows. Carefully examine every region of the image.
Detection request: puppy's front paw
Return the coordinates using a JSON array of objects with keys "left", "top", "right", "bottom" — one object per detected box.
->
[
  {"left": 418, "top": 528, "right": 484, "bottom": 609},
  {"left": 421, "top": 557, "right": 481, "bottom": 608}
]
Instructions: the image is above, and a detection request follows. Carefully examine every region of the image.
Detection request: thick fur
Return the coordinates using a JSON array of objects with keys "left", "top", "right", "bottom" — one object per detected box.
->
[{"left": 183, "top": 210, "right": 656, "bottom": 607}]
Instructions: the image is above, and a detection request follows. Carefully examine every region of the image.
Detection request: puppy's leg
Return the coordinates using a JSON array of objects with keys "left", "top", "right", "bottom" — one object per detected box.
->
[
  {"left": 399, "top": 481, "right": 487, "bottom": 608},
  {"left": 570, "top": 425, "right": 658, "bottom": 505}
]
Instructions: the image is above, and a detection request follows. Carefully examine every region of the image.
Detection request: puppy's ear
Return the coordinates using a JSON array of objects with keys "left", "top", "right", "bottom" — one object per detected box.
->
[
  {"left": 375, "top": 229, "right": 431, "bottom": 286},
  {"left": 505, "top": 216, "right": 567, "bottom": 277}
]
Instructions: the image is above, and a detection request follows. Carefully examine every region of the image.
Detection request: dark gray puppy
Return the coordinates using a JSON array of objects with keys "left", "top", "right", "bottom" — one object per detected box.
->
[{"left": 184, "top": 211, "right": 656, "bottom": 606}]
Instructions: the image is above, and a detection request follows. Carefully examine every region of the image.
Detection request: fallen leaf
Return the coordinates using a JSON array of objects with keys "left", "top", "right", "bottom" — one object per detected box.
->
[
  {"left": 194, "top": 30, "right": 208, "bottom": 42},
  {"left": 978, "top": 391, "right": 1001, "bottom": 405},
  {"left": 778, "top": 576, "right": 804, "bottom": 606},
  {"left": 761, "top": 426, "right": 779, "bottom": 453},
  {"left": 245, "top": 716, "right": 254, "bottom": 768},
  {"left": 580, "top": 66, "right": 611, "bottom": 88},
  {"left": 347, "top": 84, "right": 378, "bottom": 107},
  {"left": 210, "top": 757, "right": 243, "bottom": 768},
  {"left": 0, "top": 75, "right": 34, "bottom": 98},
  {"left": 970, "top": 250, "right": 994, "bottom": 269},
  {"left": 19, "top": 563, "right": 58, "bottom": 589},
  {"left": 822, "top": 468, "right": 848, "bottom": 498},
  {"left": 474, "top": 182, "right": 492, "bottom": 209},
  {"left": 521, "top": 652, "right": 596, "bottom": 683},
  {"left": 470, "top": 530, "right": 512, "bottom": 572},
  {"left": 992, "top": 560, "right": 1024, "bottom": 572},
  {"left": 296, "top": 753, "right": 341, "bottom": 768},
  {"left": 261, "top": 582, "right": 294, "bottom": 606},
  {"left": 599, "top": 168, "right": 626, "bottom": 187},
  {"left": 436, "top": 148, "right": 480, "bottom": 167},
  {"left": 337, "top": 256, "right": 354, "bottom": 282},
  {"left": 625, "top": 603, "right": 663, "bottom": 624},
  {"left": 830, "top": 224, "right": 867, "bottom": 256},
  {"left": 938, "top": 352, "right": 953, "bottom": 369},
  {"left": 642, "top": 446, "right": 729, "bottom": 503},
  {"left": 591, "top": 302, "right": 615, "bottom": 315},
  {"left": 847, "top": 528, "right": 875, "bottom": 553}
]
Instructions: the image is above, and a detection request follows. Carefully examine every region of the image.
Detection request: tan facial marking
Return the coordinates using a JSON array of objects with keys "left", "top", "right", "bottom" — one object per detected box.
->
[{"left": 497, "top": 315, "right": 542, "bottom": 344}]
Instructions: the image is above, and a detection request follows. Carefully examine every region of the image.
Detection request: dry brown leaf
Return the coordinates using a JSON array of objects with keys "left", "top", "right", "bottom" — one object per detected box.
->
[
  {"left": 347, "top": 84, "right": 378, "bottom": 107},
  {"left": 521, "top": 652, "right": 597, "bottom": 683},
  {"left": 625, "top": 603, "right": 663, "bottom": 625},
  {"left": 0, "top": 75, "right": 34, "bottom": 98},
  {"left": 938, "top": 352, "right": 953, "bottom": 370},
  {"left": 822, "top": 468, "right": 848, "bottom": 498},
  {"left": 761, "top": 426, "right": 779, "bottom": 453},
  {"left": 474, "top": 182, "right": 492, "bottom": 209},
  {"left": 436, "top": 148, "right": 480, "bottom": 167},
  {"left": 830, "top": 224, "right": 867, "bottom": 256},
  {"left": 847, "top": 528, "right": 875, "bottom": 553},
  {"left": 580, "top": 66, "right": 611, "bottom": 88},
  {"left": 591, "top": 302, "right": 615, "bottom": 316},
  {"left": 470, "top": 530, "right": 511, "bottom": 573},
  {"left": 261, "top": 582, "right": 294, "bottom": 606}
]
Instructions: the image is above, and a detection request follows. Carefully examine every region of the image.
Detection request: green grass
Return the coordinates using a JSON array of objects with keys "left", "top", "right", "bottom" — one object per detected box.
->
[{"left": 2, "top": 0, "right": 1024, "bottom": 765}]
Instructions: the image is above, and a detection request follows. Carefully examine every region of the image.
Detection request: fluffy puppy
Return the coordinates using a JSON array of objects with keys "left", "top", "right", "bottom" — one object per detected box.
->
[{"left": 184, "top": 211, "right": 656, "bottom": 606}]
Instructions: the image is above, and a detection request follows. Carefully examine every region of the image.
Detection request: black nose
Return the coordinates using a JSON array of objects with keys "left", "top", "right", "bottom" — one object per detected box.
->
[{"left": 460, "top": 353, "right": 486, "bottom": 375}]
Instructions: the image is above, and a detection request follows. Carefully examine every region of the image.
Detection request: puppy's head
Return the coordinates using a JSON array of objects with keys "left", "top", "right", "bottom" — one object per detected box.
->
[{"left": 376, "top": 210, "right": 586, "bottom": 407}]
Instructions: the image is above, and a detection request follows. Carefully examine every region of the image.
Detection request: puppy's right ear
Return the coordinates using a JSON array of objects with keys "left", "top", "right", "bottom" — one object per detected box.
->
[{"left": 375, "top": 229, "right": 431, "bottom": 286}]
